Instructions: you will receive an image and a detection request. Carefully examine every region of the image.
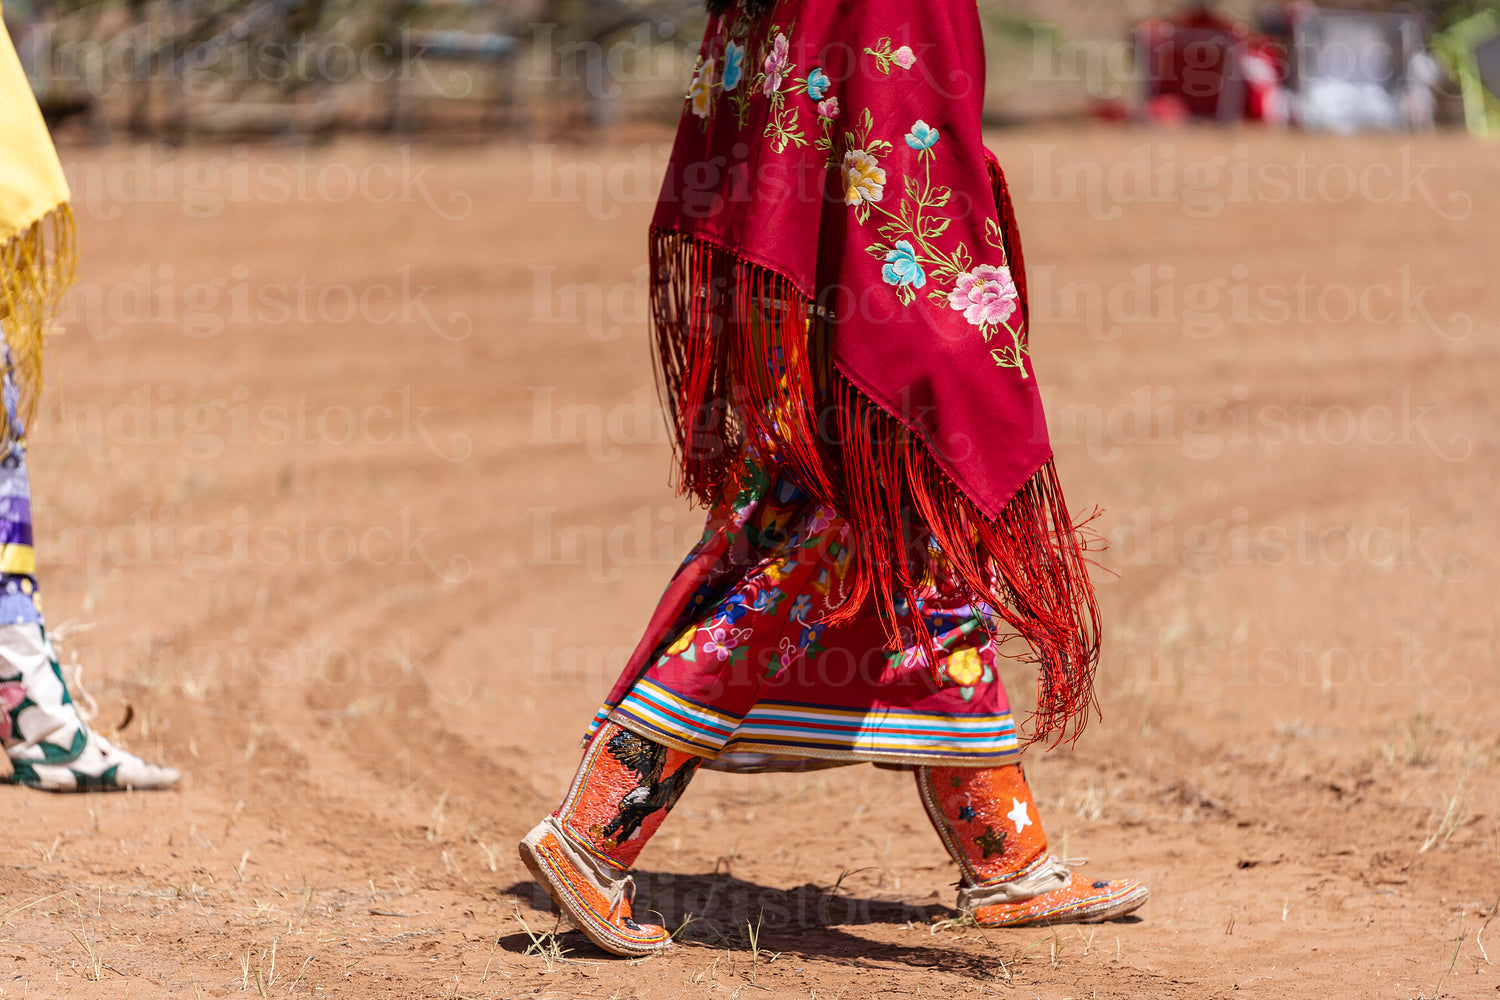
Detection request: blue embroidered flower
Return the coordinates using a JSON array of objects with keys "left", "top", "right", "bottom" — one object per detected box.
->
[
  {"left": 789, "top": 593, "right": 814, "bottom": 622},
  {"left": 904, "top": 119, "right": 940, "bottom": 150},
  {"left": 723, "top": 41, "right": 745, "bottom": 91},
  {"left": 882, "top": 241, "right": 926, "bottom": 289},
  {"left": 798, "top": 622, "right": 826, "bottom": 649},
  {"left": 751, "top": 588, "right": 785, "bottom": 614},
  {"left": 805, "top": 67, "right": 830, "bottom": 100},
  {"left": 714, "top": 593, "right": 751, "bottom": 626}
]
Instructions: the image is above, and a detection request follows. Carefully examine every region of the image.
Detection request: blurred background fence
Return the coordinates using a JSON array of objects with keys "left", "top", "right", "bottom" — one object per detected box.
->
[{"left": 5, "top": 0, "right": 1498, "bottom": 140}]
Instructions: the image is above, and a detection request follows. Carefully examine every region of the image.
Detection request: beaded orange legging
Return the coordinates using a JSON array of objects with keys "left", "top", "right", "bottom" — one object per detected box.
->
[
  {"left": 553, "top": 721, "right": 701, "bottom": 871},
  {"left": 553, "top": 719, "right": 1050, "bottom": 892},
  {"left": 914, "top": 764, "right": 1049, "bottom": 885}
]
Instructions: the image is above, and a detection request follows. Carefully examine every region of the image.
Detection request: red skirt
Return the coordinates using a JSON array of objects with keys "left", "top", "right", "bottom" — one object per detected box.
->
[{"left": 589, "top": 462, "right": 1024, "bottom": 772}]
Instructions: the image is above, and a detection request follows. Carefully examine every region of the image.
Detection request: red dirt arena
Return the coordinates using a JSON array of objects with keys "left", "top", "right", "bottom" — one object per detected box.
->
[{"left": 0, "top": 124, "right": 1494, "bottom": 997}]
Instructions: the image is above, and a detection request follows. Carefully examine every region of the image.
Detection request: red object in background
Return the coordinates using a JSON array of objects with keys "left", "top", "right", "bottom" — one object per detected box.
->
[
  {"left": 1088, "top": 98, "right": 1130, "bottom": 122},
  {"left": 1241, "top": 37, "right": 1291, "bottom": 124},
  {"left": 1133, "top": 7, "right": 1287, "bottom": 123},
  {"left": 1145, "top": 93, "right": 1192, "bottom": 124}
]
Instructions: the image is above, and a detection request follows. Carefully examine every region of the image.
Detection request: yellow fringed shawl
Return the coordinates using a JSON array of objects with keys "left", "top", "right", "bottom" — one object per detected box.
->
[{"left": 0, "top": 19, "right": 75, "bottom": 440}]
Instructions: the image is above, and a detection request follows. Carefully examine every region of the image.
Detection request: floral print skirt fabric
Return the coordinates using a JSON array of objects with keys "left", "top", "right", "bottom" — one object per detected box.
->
[
  {"left": 589, "top": 462, "right": 1024, "bottom": 771},
  {"left": 0, "top": 366, "right": 41, "bottom": 628}
]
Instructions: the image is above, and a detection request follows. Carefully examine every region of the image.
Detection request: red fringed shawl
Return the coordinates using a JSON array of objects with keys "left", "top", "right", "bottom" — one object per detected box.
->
[{"left": 646, "top": 0, "right": 1099, "bottom": 744}]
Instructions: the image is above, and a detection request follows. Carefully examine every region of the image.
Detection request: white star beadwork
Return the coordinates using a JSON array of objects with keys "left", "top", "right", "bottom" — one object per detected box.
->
[{"left": 1007, "top": 797, "right": 1032, "bottom": 833}]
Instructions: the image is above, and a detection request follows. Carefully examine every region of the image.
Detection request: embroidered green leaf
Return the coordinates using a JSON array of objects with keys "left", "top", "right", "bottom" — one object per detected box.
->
[
  {"left": 984, "top": 216, "right": 1004, "bottom": 246},
  {"left": 990, "top": 329, "right": 1031, "bottom": 375},
  {"left": 953, "top": 242, "right": 973, "bottom": 273},
  {"left": 731, "top": 86, "right": 755, "bottom": 128},
  {"left": 863, "top": 36, "right": 900, "bottom": 75},
  {"left": 765, "top": 104, "right": 807, "bottom": 153}
]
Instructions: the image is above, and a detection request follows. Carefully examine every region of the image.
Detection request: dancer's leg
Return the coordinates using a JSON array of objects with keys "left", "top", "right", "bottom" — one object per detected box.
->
[
  {"left": 520, "top": 721, "right": 700, "bottom": 955},
  {"left": 0, "top": 391, "right": 177, "bottom": 792},
  {"left": 917, "top": 764, "right": 1148, "bottom": 926}
]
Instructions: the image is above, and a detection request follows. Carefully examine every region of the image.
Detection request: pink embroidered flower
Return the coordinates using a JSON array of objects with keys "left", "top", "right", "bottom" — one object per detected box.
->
[
  {"left": 817, "top": 96, "right": 840, "bottom": 120},
  {"left": 763, "top": 33, "right": 791, "bottom": 96},
  {"left": 893, "top": 45, "right": 916, "bottom": 70},
  {"left": 703, "top": 627, "right": 737, "bottom": 661},
  {"left": 806, "top": 506, "right": 836, "bottom": 533},
  {"left": 947, "top": 264, "right": 1019, "bottom": 328},
  {"left": 0, "top": 681, "right": 25, "bottom": 742}
]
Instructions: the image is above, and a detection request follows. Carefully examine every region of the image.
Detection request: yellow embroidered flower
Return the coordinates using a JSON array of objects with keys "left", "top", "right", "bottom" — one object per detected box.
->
[
  {"left": 842, "top": 148, "right": 886, "bottom": 207},
  {"left": 763, "top": 559, "right": 790, "bottom": 584},
  {"left": 666, "top": 628, "right": 696, "bottom": 656},
  {"left": 946, "top": 647, "right": 984, "bottom": 687},
  {"left": 689, "top": 57, "right": 716, "bottom": 118}
]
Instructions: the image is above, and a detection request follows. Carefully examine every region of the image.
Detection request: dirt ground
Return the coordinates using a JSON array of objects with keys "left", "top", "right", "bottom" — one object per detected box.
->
[{"left": 0, "top": 124, "right": 1493, "bottom": 999}]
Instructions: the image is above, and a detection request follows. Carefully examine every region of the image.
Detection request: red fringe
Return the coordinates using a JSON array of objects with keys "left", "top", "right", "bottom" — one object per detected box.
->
[{"left": 647, "top": 166, "right": 1100, "bottom": 748}]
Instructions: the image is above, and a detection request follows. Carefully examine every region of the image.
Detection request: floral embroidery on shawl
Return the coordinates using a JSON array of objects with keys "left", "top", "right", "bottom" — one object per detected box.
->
[{"left": 681, "top": 10, "right": 1028, "bottom": 373}]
